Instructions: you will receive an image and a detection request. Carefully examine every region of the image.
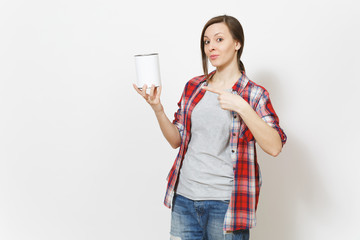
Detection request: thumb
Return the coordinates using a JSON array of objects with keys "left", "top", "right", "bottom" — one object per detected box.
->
[{"left": 156, "top": 86, "right": 162, "bottom": 98}]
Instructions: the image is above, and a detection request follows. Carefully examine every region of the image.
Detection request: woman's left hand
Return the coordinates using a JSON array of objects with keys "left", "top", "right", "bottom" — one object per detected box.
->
[
  {"left": 203, "top": 85, "right": 283, "bottom": 157},
  {"left": 202, "top": 86, "right": 247, "bottom": 113}
]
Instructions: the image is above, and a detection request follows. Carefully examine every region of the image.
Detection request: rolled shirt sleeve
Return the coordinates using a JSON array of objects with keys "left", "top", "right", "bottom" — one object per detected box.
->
[
  {"left": 172, "top": 92, "right": 185, "bottom": 139},
  {"left": 255, "top": 89, "right": 287, "bottom": 145}
]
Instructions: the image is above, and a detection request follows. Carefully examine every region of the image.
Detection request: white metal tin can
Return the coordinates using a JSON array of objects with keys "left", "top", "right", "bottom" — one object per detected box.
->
[{"left": 134, "top": 53, "right": 161, "bottom": 89}]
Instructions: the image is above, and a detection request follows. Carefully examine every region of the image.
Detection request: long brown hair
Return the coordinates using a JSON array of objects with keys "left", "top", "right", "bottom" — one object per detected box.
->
[{"left": 200, "top": 15, "right": 245, "bottom": 76}]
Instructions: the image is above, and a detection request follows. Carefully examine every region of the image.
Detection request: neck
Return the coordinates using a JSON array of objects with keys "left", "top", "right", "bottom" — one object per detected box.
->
[{"left": 210, "top": 61, "right": 242, "bottom": 88}]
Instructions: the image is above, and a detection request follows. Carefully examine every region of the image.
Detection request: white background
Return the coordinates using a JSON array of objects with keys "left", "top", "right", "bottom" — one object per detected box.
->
[{"left": 1, "top": 0, "right": 359, "bottom": 239}]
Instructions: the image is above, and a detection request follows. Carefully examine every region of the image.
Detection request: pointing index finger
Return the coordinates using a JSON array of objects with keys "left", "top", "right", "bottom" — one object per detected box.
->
[{"left": 202, "top": 86, "right": 223, "bottom": 95}]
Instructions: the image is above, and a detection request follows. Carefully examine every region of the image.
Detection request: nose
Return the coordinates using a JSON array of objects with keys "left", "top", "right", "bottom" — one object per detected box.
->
[{"left": 208, "top": 42, "right": 215, "bottom": 52}]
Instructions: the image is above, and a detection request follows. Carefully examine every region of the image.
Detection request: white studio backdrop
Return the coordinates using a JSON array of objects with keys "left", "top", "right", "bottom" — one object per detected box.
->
[{"left": 1, "top": 0, "right": 359, "bottom": 239}]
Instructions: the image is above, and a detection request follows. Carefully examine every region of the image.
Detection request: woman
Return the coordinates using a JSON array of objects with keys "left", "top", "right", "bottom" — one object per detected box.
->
[{"left": 133, "top": 15, "right": 287, "bottom": 240}]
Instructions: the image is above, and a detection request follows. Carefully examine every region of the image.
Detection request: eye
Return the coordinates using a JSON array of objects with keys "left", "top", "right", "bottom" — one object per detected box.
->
[
  {"left": 216, "top": 38, "right": 224, "bottom": 42},
  {"left": 204, "top": 40, "right": 210, "bottom": 45}
]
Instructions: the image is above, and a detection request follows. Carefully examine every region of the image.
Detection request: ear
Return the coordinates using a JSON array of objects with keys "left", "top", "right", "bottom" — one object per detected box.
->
[{"left": 235, "top": 41, "right": 241, "bottom": 51}]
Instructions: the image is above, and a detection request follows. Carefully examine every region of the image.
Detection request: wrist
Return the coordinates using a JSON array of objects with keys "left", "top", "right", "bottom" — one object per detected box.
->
[
  {"left": 234, "top": 99, "right": 249, "bottom": 116},
  {"left": 152, "top": 103, "right": 164, "bottom": 114}
]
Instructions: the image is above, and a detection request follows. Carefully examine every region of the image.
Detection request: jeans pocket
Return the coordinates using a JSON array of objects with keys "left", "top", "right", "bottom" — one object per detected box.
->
[{"left": 224, "top": 229, "right": 250, "bottom": 240}]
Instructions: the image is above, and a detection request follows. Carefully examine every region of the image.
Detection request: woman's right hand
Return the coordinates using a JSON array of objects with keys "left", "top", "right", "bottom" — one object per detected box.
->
[{"left": 133, "top": 84, "right": 163, "bottom": 113}]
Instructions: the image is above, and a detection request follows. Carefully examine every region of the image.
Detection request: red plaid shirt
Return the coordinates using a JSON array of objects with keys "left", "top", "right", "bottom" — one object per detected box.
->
[{"left": 164, "top": 71, "right": 287, "bottom": 231}]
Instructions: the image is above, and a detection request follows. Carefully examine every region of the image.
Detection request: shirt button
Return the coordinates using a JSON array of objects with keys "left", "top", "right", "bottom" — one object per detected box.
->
[
  {"left": 231, "top": 150, "right": 235, "bottom": 153},
  {"left": 232, "top": 133, "right": 236, "bottom": 136},
  {"left": 234, "top": 115, "right": 237, "bottom": 119}
]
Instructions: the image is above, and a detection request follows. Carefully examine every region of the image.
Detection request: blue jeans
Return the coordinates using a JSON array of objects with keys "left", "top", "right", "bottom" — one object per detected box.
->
[{"left": 170, "top": 194, "right": 250, "bottom": 240}]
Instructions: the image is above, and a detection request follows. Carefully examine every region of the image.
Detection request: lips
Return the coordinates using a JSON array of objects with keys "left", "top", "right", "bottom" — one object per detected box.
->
[{"left": 210, "top": 54, "right": 219, "bottom": 60}]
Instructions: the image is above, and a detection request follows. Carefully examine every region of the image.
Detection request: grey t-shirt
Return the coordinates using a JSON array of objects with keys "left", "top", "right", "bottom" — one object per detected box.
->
[{"left": 176, "top": 89, "right": 234, "bottom": 200}]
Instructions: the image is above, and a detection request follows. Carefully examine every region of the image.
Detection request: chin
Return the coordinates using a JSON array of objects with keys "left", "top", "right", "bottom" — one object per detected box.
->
[{"left": 209, "top": 61, "right": 220, "bottom": 68}]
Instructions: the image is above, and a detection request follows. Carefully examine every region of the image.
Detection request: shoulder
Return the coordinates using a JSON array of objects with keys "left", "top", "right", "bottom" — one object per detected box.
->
[
  {"left": 187, "top": 74, "right": 207, "bottom": 86},
  {"left": 241, "top": 74, "right": 271, "bottom": 106},
  {"left": 244, "top": 74, "right": 269, "bottom": 96},
  {"left": 182, "top": 74, "right": 207, "bottom": 93},
  {"left": 184, "top": 71, "right": 215, "bottom": 89}
]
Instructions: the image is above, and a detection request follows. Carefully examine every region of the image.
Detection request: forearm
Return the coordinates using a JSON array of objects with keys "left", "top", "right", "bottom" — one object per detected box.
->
[
  {"left": 236, "top": 105, "right": 282, "bottom": 157},
  {"left": 153, "top": 104, "right": 181, "bottom": 149},
  {"left": 202, "top": 85, "right": 283, "bottom": 156}
]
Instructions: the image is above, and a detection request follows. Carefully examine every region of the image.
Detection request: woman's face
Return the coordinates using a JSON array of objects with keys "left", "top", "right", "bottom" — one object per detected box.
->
[{"left": 203, "top": 22, "right": 240, "bottom": 70}]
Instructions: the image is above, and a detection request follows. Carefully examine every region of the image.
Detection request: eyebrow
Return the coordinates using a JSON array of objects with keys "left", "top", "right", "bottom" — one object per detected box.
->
[{"left": 204, "top": 32, "right": 224, "bottom": 38}]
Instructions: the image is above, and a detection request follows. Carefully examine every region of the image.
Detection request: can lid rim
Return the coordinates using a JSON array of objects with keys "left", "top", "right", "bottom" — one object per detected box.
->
[{"left": 134, "top": 53, "right": 158, "bottom": 57}]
